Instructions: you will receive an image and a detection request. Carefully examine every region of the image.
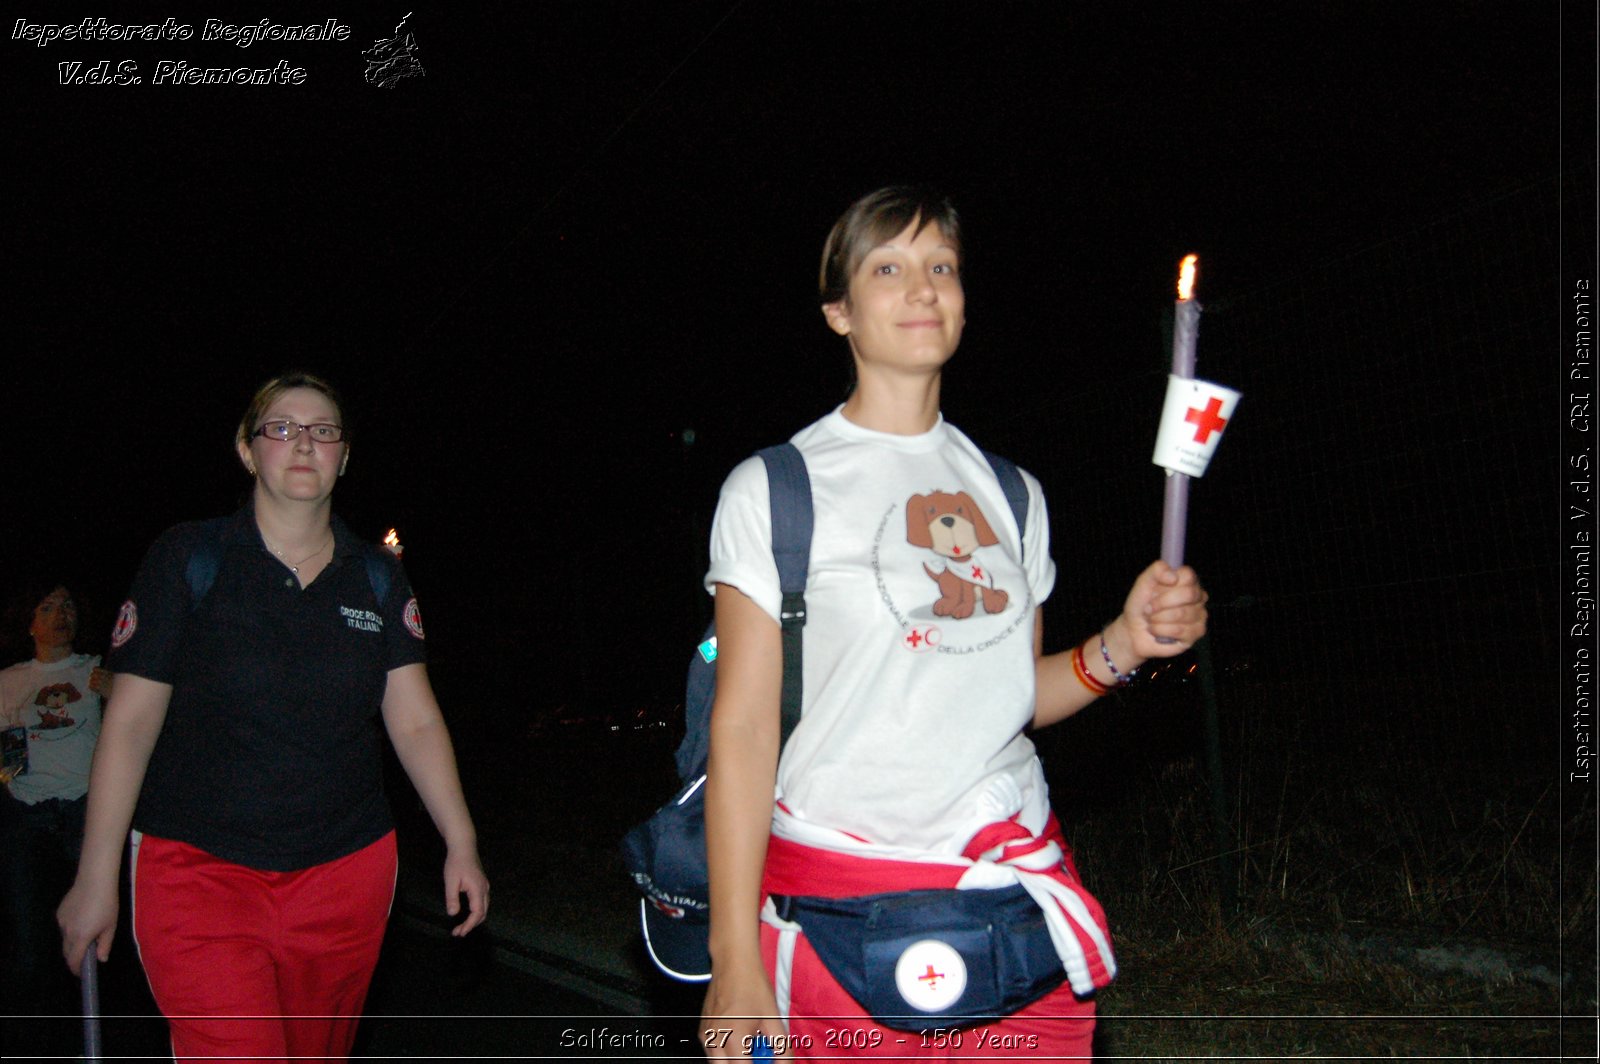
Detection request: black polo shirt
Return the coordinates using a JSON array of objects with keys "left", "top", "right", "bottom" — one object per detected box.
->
[{"left": 108, "top": 505, "right": 426, "bottom": 870}]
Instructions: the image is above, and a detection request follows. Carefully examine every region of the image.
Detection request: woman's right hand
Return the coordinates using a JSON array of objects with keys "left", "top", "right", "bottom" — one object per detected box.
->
[
  {"left": 56, "top": 674, "right": 174, "bottom": 977},
  {"left": 701, "top": 968, "right": 788, "bottom": 1060},
  {"left": 57, "top": 878, "right": 118, "bottom": 976}
]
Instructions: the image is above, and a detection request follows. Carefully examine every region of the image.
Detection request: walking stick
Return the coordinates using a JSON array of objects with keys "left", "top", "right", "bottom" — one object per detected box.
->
[{"left": 81, "top": 947, "right": 103, "bottom": 1064}]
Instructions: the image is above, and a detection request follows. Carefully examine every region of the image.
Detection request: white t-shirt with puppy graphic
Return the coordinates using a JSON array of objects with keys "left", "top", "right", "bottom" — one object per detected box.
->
[
  {"left": 1, "top": 653, "right": 103, "bottom": 804},
  {"left": 706, "top": 408, "right": 1056, "bottom": 853}
]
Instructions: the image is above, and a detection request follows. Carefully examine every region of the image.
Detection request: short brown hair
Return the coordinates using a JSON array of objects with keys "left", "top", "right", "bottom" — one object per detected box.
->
[
  {"left": 818, "top": 186, "right": 962, "bottom": 306},
  {"left": 235, "top": 372, "right": 347, "bottom": 447}
]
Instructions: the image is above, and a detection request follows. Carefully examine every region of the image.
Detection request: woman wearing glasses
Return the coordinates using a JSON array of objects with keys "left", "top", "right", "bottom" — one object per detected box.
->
[{"left": 58, "top": 373, "right": 488, "bottom": 1062}]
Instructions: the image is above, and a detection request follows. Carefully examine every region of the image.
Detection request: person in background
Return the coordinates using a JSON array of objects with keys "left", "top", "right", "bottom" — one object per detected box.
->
[
  {"left": 1, "top": 582, "right": 110, "bottom": 1028},
  {"left": 57, "top": 373, "right": 488, "bottom": 1062}
]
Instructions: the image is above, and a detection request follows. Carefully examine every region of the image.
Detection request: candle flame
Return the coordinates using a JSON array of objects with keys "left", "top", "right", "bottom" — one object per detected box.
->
[
  {"left": 1177, "top": 254, "right": 1199, "bottom": 302},
  {"left": 383, "top": 529, "right": 401, "bottom": 549}
]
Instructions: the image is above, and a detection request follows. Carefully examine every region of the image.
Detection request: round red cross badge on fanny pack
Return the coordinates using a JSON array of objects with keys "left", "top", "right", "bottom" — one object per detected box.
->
[
  {"left": 402, "top": 598, "right": 425, "bottom": 640},
  {"left": 894, "top": 939, "right": 967, "bottom": 1012},
  {"left": 111, "top": 600, "right": 138, "bottom": 648}
]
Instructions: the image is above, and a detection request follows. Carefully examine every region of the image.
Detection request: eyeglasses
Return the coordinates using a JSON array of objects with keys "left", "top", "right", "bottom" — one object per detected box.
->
[{"left": 254, "top": 421, "right": 345, "bottom": 443}]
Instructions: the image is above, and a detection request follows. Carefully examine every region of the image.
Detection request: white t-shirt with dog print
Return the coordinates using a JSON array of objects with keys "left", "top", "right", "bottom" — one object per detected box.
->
[
  {"left": 1, "top": 653, "right": 103, "bottom": 804},
  {"left": 706, "top": 407, "right": 1056, "bottom": 854}
]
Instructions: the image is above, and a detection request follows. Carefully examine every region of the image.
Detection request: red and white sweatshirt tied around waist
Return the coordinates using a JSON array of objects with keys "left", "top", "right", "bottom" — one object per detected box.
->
[{"left": 760, "top": 788, "right": 1117, "bottom": 1005}]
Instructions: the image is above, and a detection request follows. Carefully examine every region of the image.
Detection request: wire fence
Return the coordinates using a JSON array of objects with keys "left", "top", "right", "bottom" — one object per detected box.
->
[
  {"left": 1021, "top": 172, "right": 1571, "bottom": 774},
  {"left": 1185, "top": 174, "right": 1562, "bottom": 762}
]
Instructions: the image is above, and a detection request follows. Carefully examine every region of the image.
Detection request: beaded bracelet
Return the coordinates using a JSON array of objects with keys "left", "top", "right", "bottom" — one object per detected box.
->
[
  {"left": 1098, "top": 630, "right": 1139, "bottom": 686},
  {"left": 1071, "top": 641, "right": 1110, "bottom": 696}
]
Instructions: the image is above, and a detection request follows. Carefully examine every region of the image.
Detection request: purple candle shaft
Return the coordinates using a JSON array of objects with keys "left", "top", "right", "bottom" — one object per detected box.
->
[
  {"left": 1171, "top": 297, "right": 1200, "bottom": 378},
  {"left": 1161, "top": 470, "right": 1189, "bottom": 567},
  {"left": 1161, "top": 291, "right": 1202, "bottom": 568}
]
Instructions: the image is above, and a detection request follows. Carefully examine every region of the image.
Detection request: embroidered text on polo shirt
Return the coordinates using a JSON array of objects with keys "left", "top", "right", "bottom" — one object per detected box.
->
[{"left": 339, "top": 606, "right": 384, "bottom": 633}]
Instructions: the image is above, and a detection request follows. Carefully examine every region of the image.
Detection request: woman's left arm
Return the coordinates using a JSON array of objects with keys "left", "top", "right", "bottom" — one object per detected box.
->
[
  {"left": 1034, "top": 561, "right": 1209, "bottom": 729},
  {"left": 382, "top": 662, "right": 489, "bottom": 935}
]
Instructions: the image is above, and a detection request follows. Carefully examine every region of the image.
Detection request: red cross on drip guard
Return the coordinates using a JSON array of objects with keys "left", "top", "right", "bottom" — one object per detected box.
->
[{"left": 1184, "top": 397, "right": 1229, "bottom": 444}]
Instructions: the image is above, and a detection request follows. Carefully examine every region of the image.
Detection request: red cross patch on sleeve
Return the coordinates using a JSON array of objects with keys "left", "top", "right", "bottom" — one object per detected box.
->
[
  {"left": 402, "top": 598, "right": 425, "bottom": 641},
  {"left": 111, "top": 600, "right": 138, "bottom": 648}
]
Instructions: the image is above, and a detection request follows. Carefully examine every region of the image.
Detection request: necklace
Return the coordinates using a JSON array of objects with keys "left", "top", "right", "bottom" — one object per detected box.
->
[{"left": 263, "top": 531, "right": 332, "bottom": 575}]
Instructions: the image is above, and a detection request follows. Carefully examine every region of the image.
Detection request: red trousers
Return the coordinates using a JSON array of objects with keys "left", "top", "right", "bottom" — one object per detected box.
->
[{"left": 131, "top": 830, "right": 397, "bottom": 1063}]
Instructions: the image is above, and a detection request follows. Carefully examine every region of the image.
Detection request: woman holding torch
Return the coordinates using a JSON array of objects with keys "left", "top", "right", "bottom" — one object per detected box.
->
[
  {"left": 57, "top": 373, "right": 488, "bottom": 1062},
  {"left": 699, "top": 187, "right": 1207, "bottom": 1058}
]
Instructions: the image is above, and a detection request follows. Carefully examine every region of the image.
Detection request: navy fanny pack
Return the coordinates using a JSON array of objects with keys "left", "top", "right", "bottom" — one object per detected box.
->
[{"left": 771, "top": 884, "right": 1067, "bottom": 1031}]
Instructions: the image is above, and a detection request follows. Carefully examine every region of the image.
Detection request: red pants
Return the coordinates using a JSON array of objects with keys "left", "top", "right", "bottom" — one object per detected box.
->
[
  {"left": 760, "top": 923, "right": 1096, "bottom": 1060},
  {"left": 131, "top": 830, "right": 397, "bottom": 1063}
]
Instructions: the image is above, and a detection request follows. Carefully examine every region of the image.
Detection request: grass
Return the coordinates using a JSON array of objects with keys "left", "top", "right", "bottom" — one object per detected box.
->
[{"left": 1033, "top": 670, "right": 1597, "bottom": 1060}]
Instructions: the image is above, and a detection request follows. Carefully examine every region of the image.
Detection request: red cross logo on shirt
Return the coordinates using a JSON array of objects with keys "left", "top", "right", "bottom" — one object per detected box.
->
[
  {"left": 1185, "top": 397, "right": 1229, "bottom": 444},
  {"left": 905, "top": 630, "right": 924, "bottom": 648},
  {"left": 970, "top": 566, "right": 984, "bottom": 581},
  {"left": 918, "top": 965, "right": 945, "bottom": 989}
]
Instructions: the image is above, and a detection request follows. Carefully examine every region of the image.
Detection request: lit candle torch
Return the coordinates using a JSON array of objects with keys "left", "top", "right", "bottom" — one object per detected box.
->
[
  {"left": 383, "top": 528, "right": 403, "bottom": 558},
  {"left": 1152, "top": 254, "right": 1241, "bottom": 575},
  {"left": 1163, "top": 255, "right": 1201, "bottom": 567}
]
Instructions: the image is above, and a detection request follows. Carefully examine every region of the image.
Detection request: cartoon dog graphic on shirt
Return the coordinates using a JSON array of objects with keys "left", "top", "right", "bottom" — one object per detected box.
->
[
  {"left": 906, "top": 491, "right": 1010, "bottom": 619},
  {"left": 33, "top": 683, "right": 81, "bottom": 730}
]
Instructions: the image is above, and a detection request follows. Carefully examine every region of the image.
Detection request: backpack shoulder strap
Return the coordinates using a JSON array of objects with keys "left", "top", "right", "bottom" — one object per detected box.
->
[
  {"left": 757, "top": 443, "right": 812, "bottom": 606},
  {"left": 362, "top": 545, "right": 396, "bottom": 606},
  {"left": 980, "top": 449, "right": 1029, "bottom": 561},
  {"left": 184, "top": 517, "right": 232, "bottom": 608},
  {"left": 756, "top": 443, "right": 812, "bottom": 748}
]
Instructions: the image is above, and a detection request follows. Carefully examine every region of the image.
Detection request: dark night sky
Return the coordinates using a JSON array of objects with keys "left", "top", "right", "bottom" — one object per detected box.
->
[{"left": 3, "top": 2, "right": 1586, "bottom": 693}]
